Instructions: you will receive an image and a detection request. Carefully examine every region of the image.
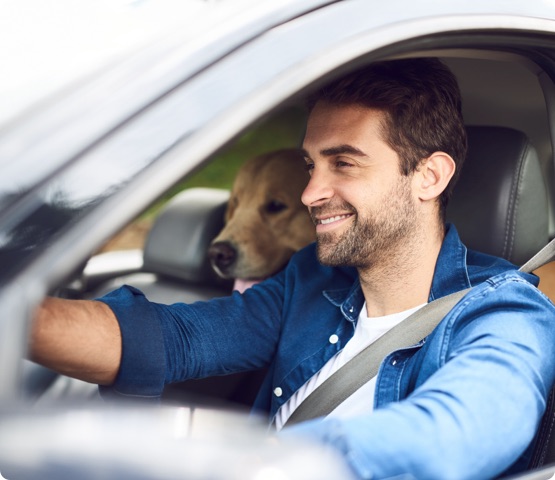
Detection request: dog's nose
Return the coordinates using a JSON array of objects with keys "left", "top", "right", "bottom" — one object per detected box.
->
[{"left": 207, "top": 241, "right": 237, "bottom": 270}]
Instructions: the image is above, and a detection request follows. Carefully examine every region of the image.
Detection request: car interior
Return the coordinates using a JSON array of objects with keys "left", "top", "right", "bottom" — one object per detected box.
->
[{"left": 18, "top": 48, "right": 555, "bottom": 476}]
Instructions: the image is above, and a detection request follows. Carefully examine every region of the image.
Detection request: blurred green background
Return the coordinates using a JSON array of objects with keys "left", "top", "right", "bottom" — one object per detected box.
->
[{"left": 147, "top": 106, "right": 307, "bottom": 217}]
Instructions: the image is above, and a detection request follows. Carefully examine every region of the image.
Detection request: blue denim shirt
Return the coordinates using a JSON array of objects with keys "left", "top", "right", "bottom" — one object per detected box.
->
[{"left": 99, "top": 224, "right": 555, "bottom": 479}]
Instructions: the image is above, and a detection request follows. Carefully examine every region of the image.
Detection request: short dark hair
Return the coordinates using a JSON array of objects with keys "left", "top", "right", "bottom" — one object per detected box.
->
[{"left": 307, "top": 58, "right": 467, "bottom": 222}]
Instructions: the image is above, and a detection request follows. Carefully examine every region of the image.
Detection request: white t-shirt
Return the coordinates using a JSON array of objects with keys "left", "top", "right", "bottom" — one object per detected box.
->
[{"left": 275, "top": 302, "right": 426, "bottom": 430}]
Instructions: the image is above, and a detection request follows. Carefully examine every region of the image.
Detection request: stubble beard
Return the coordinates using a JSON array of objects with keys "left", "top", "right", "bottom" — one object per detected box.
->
[{"left": 314, "top": 178, "right": 417, "bottom": 269}]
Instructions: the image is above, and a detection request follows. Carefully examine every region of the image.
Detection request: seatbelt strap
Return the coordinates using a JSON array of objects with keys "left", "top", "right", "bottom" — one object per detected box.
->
[
  {"left": 521, "top": 239, "right": 555, "bottom": 274},
  {"left": 284, "top": 238, "right": 555, "bottom": 427}
]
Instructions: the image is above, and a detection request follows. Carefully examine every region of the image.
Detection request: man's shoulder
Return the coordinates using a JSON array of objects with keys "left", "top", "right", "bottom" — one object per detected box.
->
[
  {"left": 453, "top": 269, "right": 553, "bottom": 325},
  {"left": 465, "top": 248, "right": 530, "bottom": 286},
  {"left": 478, "top": 268, "right": 542, "bottom": 294},
  {"left": 436, "top": 269, "right": 555, "bottom": 352}
]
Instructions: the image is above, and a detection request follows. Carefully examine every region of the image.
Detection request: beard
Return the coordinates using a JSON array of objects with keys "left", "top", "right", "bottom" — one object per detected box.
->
[{"left": 312, "top": 177, "right": 417, "bottom": 269}]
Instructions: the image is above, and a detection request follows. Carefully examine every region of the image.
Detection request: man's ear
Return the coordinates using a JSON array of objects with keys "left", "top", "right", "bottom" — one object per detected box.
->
[{"left": 415, "top": 152, "right": 456, "bottom": 202}]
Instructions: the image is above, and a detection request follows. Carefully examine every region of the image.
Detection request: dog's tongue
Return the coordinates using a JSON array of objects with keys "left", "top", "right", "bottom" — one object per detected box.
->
[{"left": 233, "top": 278, "right": 261, "bottom": 293}]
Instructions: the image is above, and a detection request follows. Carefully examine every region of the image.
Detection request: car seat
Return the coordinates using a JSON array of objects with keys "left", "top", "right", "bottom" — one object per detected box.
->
[
  {"left": 92, "top": 187, "right": 233, "bottom": 302},
  {"left": 447, "top": 125, "right": 549, "bottom": 265},
  {"left": 447, "top": 126, "right": 555, "bottom": 472}
]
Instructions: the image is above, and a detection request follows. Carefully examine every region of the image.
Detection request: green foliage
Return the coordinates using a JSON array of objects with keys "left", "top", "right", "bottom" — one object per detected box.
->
[
  {"left": 185, "top": 107, "right": 306, "bottom": 190},
  {"left": 144, "top": 106, "right": 306, "bottom": 218}
]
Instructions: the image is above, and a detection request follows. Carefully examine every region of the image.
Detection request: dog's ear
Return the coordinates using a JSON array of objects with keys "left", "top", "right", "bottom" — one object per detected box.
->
[{"left": 225, "top": 195, "right": 238, "bottom": 222}]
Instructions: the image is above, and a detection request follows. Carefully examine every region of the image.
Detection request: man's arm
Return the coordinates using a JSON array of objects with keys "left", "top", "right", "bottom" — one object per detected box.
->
[
  {"left": 281, "top": 276, "right": 555, "bottom": 480},
  {"left": 29, "top": 298, "right": 122, "bottom": 385}
]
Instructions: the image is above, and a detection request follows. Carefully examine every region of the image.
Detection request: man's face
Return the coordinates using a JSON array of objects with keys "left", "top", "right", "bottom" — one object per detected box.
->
[{"left": 301, "top": 101, "right": 418, "bottom": 269}]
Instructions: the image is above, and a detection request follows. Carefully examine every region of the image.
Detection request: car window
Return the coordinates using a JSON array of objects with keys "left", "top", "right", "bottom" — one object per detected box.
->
[{"left": 99, "top": 106, "right": 307, "bottom": 253}]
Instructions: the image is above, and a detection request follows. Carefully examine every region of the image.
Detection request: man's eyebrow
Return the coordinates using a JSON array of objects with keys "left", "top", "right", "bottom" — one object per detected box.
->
[
  {"left": 301, "top": 145, "right": 368, "bottom": 159},
  {"left": 321, "top": 144, "right": 368, "bottom": 157}
]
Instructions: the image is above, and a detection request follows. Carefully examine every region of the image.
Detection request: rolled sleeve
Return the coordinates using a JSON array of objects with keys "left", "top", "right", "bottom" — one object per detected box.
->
[{"left": 97, "top": 285, "right": 166, "bottom": 400}]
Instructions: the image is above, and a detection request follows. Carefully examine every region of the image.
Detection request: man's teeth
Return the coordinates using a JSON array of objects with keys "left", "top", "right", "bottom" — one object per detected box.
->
[{"left": 320, "top": 214, "right": 350, "bottom": 225}]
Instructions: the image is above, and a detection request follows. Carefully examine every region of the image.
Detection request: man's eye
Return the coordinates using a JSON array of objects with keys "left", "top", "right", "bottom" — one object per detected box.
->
[
  {"left": 304, "top": 163, "right": 314, "bottom": 173},
  {"left": 266, "top": 200, "right": 288, "bottom": 214},
  {"left": 335, "top": 160, "right": 352, "bottom": 168}
]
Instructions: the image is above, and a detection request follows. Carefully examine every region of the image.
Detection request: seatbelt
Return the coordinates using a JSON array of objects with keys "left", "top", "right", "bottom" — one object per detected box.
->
[{"left": 284, "top": 237, "right": 555, "bottom": 427}]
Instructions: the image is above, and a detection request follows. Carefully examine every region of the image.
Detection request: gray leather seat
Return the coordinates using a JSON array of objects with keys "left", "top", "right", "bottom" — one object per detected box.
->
[
  {"left": 448, "top": 127, "right": 554, "bottom": 473},
  {"left": 447, "top": 126, "right": 549, "bottom": 265},
  {"left": 93, "top": 187, "right": 233, "bottom": 302}
]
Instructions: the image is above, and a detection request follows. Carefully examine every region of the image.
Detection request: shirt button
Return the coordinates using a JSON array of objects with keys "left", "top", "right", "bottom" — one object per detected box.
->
[
  {"left": 274, "top": 387, "right": 283, "bottom": 397},
  {"left": 391, "top": 358, "right": 398, "bottom": 366},
  {"left": 329, "top": 334, "right": 339, "bottom": 344}
]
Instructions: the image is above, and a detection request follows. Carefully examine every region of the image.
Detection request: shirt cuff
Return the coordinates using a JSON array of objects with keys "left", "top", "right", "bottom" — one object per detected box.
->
[{"left": 96, "top": 285, "right": 166, "bottom": 400}]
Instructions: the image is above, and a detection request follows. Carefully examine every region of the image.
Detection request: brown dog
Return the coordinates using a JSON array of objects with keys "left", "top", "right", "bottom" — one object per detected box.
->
[{"left": 208, "top": 149, "right": 315, "bottom": 292}]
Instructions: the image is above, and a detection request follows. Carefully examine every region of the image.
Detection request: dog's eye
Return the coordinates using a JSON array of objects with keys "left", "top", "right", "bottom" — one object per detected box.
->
[{"left": 266, "top": 200, "right": 287, "bottom": 214}]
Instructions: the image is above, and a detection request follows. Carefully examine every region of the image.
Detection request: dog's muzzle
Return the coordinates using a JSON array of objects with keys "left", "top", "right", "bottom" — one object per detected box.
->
[{"left": 207, "top": 241, "right": 237, "bottom": 276}]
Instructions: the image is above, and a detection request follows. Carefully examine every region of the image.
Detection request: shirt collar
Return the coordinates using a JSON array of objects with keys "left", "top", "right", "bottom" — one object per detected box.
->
[
  {"left": 323, "top": 281, "right": 363, "bottom": 323},
  {"left": 428, "top": 223, "right": 471, "bottom": 301}
]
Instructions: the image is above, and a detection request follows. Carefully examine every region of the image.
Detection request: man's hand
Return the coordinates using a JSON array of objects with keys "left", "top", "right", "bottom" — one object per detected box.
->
[{"left": 29, "top": 298, "right": 122, "bottom": 385}]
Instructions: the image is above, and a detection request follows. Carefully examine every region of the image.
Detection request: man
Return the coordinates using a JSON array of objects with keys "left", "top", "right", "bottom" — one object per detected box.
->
[{"left": 30, "top": 58, "right": 555, "bottom": 479}]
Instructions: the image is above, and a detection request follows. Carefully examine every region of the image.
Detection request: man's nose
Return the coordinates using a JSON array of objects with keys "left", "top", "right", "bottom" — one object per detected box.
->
[{"left": 301, "top": 169, "right": 334, "bottom": 207}]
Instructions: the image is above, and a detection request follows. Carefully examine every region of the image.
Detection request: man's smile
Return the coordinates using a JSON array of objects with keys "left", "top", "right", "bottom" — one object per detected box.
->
[
  {"left": 319, "top": 214, "right": 352, "bottom": 225},
  {"left": 312, "top": 212, "right": 354, "bottom": 232}
]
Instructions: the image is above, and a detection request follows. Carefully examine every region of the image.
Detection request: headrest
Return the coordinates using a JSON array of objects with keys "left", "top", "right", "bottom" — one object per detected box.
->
[
  {"left": 447, "top": 126, "right": 549, "bottom": 265},
  {"left": 143, "top": 188, "right": 230, "bottom": 284}
]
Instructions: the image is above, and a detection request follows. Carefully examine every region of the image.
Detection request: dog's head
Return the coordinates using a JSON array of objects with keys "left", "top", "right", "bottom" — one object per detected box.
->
[{"left": 208, "top": 148, "right": 315, "bottom": 291}]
